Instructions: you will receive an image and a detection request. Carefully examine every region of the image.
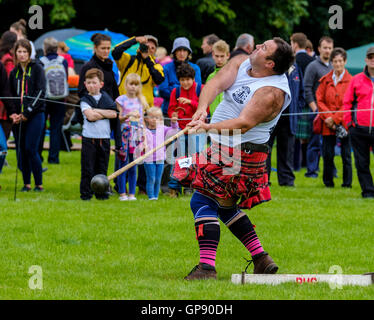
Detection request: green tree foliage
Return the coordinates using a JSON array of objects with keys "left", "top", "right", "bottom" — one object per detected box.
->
[
  {"left": 357, "top": 0, "right": 374, "bottom": 28},
  {"left": 298, "top": 0, "right": 374, "bottom": 49},
  {"left": 30, "top": 0, "right": 76, "bottom": 27},
  {"left": 267, "top": 0, "right": 309, "bottom": 36}
]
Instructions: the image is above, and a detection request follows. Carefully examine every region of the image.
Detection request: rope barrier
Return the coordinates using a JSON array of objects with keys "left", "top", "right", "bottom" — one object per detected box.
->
[{"left": 1, "top": 95, "right": 373, "bottom": 120}]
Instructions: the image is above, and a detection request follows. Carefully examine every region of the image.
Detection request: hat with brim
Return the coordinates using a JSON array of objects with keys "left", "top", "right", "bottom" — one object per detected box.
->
[
  {"left": 171, "top": 37, "right": 192, "bottom": 54},
  {"left": 144, "top": 35, "right": 158, "bottom": 47},
  {"left": 366, "top": 46, "right": 374, "bottom": 57}
]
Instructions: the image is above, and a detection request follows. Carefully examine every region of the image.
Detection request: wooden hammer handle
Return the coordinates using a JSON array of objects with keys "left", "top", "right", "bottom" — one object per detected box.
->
[{"left": 107, "top": 126, "right": 189, "bottom": 181}]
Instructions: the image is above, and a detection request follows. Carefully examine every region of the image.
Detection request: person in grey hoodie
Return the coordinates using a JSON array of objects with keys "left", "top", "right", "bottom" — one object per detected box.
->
[{"left": 303, "top": 36, "right": 333, "bottom": 178}]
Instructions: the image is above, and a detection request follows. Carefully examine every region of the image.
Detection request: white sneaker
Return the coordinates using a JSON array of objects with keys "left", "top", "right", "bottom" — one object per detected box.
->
[
  {"left": 119, "top": 195, "right": 128, "bottom": 201},
  {"left": 149, "top": 198, "right": 158, "bottom": 201},
  {"left": 128, "top": 195, "right": 137, "bottom": 201}
]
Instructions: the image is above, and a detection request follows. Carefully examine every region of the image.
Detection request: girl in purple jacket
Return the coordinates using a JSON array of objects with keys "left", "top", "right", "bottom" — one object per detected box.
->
[{"left": 144, "top": 107, "right": 179, "bottom": 200}]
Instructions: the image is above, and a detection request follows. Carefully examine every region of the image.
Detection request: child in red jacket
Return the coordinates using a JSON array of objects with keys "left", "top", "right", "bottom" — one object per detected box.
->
[
  {"left": 167, "top": 62, "right": 208, "bottom": 197},
  {"left": 168, "top": 62, "right": 203, "bottom": 129}
]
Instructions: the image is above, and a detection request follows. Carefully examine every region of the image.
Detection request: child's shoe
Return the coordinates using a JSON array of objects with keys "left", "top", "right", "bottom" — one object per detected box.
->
[{"left": 119, "top": 195, "right": 128, "bottom": 201}]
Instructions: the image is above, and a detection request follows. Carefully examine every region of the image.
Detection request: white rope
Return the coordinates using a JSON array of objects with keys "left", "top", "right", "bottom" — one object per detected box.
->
[{"left": 1, "top": 95, "right": 373, "bottom": 121}]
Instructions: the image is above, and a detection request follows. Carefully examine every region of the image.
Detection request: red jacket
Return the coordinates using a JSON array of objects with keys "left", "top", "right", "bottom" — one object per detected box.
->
[
  {"left": 343, "top": 66, "right": 374, "bottom": 129},
  {"left": 1, "top": 52, "right": 15, "bottom": 77},
  {"left": 168, "top": 81, "right": 202, "bottom": 129},
  {"left": 316, "top": 69, "right": 352, "bottom": 135}
]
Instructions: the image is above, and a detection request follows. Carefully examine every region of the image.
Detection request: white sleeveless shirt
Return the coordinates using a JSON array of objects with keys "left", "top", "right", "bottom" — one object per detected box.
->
[{"left": 209, "top": 59, "right": 291, "bottom": 146}]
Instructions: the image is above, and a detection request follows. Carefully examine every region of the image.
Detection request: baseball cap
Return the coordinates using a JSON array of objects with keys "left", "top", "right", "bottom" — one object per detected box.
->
[
  {"left": 171, "top": 37, "right": 192, "bottom": 54},
  {"left": 366, "top": 46, "right": 374, "bottom": 57},
  {"left": 145, "top": 35, "right": 158, "bottom": 47}
]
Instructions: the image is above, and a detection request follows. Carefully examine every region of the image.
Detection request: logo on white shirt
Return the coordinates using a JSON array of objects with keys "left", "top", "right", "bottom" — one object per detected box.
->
[{"left": 232, "top": 86, "right": 251, "bottom": 104}]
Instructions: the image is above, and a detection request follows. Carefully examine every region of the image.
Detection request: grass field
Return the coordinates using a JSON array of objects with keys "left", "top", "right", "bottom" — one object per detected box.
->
[{"left": 0, "top": 145, "right": 373, "bottom": 300}]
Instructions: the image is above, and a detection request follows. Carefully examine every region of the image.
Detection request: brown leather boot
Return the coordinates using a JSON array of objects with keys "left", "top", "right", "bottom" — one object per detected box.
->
[
  {"left": 184, "top": 263, "right": 217, "bottom": 280},
  {"left": 253, "top": 252, "right": 278, "bottom": 274}
]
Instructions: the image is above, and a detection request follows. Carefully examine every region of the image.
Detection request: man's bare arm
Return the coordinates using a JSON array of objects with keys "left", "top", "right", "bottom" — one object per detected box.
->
[{"left": 191, "top": 87, "right": 285, "bottom": 134}]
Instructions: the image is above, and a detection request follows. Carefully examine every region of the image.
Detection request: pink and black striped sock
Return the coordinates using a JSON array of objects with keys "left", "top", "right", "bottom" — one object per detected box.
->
[
  {"left": 195, "top": 219, "right": 220, "bottom": 268},
  {"left": 228, "top": 215, "right": 264, "bottom": 257}
]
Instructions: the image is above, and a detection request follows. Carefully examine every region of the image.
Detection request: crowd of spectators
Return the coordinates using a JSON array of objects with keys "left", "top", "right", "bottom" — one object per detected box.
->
[{"left": 1, "top": 21, "right": 374, "bottom": 199}]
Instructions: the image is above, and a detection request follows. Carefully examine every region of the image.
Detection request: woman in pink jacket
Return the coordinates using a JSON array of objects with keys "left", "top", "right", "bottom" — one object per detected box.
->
[{"left": 343, "top": 46, "right": 374, "bottom": 198}]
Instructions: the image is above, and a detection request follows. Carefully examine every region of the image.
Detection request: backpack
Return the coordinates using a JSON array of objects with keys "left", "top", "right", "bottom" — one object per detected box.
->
[
  {"left": 175, "top": 82, "right": 202, "bottom": 99},
  {"left": 40, "top": 56, "right": 69, "bottom": 99}
]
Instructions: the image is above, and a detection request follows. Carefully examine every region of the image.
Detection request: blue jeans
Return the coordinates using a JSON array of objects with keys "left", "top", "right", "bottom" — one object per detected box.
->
[
  {"left": 117, "top": 152, "right": 137, "bottom": 195},
  {"left": 14, "top": 112, "right": 45, "bottom": 186},
  {"left": 0, "top": 124, "right": 7, "bottom": 173},
  {"left": 168, "top": 133, "right": 207, "bottom": 191},
  {"left": 144, "top": 162, "right": 164, "bottom": 199}
]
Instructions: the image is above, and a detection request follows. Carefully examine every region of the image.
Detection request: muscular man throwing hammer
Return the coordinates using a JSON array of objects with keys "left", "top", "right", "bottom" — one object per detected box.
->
[{"left": 171, "top": 37, "right": 294, "bottom": 280}]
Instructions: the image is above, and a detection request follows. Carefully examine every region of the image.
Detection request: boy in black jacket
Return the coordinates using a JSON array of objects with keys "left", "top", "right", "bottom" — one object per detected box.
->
[{"left": 79, "top": 68, "right": 118, "bottom": 200}]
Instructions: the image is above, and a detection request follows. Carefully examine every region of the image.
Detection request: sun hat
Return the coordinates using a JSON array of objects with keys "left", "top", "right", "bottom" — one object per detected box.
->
[
  {"left": 171, "top": 37, "right": 192, "bottom": 54},
  {"left": 144, "top": 35, "right": 158, "bottom": 47}
]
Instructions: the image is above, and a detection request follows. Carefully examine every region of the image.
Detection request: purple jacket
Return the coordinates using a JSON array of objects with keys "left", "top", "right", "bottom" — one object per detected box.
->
[{"left": 144, "top": 121, "right": 179, "bottom": 163}]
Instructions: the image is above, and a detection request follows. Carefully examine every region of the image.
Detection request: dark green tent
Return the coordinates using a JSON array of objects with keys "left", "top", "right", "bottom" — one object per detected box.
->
[{"left": 346, "top": 43, "right": 374, "bottom": 75}]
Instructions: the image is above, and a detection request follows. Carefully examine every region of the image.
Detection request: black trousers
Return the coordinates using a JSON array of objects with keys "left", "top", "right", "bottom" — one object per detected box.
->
[
  {"left": 349, "top": 126, "right": 374, "bottom": 197},
  {"left": 321, "top": 135, "right": 352, "bottom": 187},
  {"left": 80, "top": 137, "right": 110, "bottom": 200},
  {"left": 39, "top": 100, "right": 66, "bottom": 164},
  {"left": 267, "top": 118, "right": 295, "bottom": 186},
  {"left": 137, "top": 164, "right": 147, "bottom": 192}
]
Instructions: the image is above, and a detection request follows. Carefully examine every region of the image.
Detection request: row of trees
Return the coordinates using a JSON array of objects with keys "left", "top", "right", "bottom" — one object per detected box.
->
[{"left": 1, "top": 0, "right": 374, "bottom": 59}]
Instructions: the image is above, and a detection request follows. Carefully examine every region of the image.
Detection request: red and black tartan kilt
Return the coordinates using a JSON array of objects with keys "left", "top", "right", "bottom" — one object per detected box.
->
[{"left": 171, "top": 142, "right": 271, "bottom": 210}]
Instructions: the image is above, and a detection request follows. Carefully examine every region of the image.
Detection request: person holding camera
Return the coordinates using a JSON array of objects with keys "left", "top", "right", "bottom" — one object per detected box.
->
[
  {"left": 112, "top": 35, "right": 164, "bottom": 108},
  {"left": 316, "top": 47, "right": 352, "bottom": 188}
]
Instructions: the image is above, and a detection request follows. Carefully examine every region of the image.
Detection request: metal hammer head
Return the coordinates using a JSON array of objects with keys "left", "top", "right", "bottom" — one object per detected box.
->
[{"left": 90, "top": 174, "right": 110, "bottom": 195}]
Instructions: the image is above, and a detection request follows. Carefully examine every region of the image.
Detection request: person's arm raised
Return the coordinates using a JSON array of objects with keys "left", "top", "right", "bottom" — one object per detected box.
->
[
  {"left": 189, "top": 86, "right": 285, "bottom": 134},
  {"left": 191, "top": 55, "right": 248, "bottom": 122}
]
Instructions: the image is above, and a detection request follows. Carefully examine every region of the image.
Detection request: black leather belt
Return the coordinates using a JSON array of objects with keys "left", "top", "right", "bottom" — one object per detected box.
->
[
  {"left": 213, "top": 141, "right": 269, "bottom": 154},
  {"left": 240, "top": 142, "right": 270, "bottom": 154}
]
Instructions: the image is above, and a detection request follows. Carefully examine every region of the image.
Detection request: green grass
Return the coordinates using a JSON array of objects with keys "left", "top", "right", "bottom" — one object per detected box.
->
[{"left": 0, "top": 146, "right": 373, "bottom": 300}]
